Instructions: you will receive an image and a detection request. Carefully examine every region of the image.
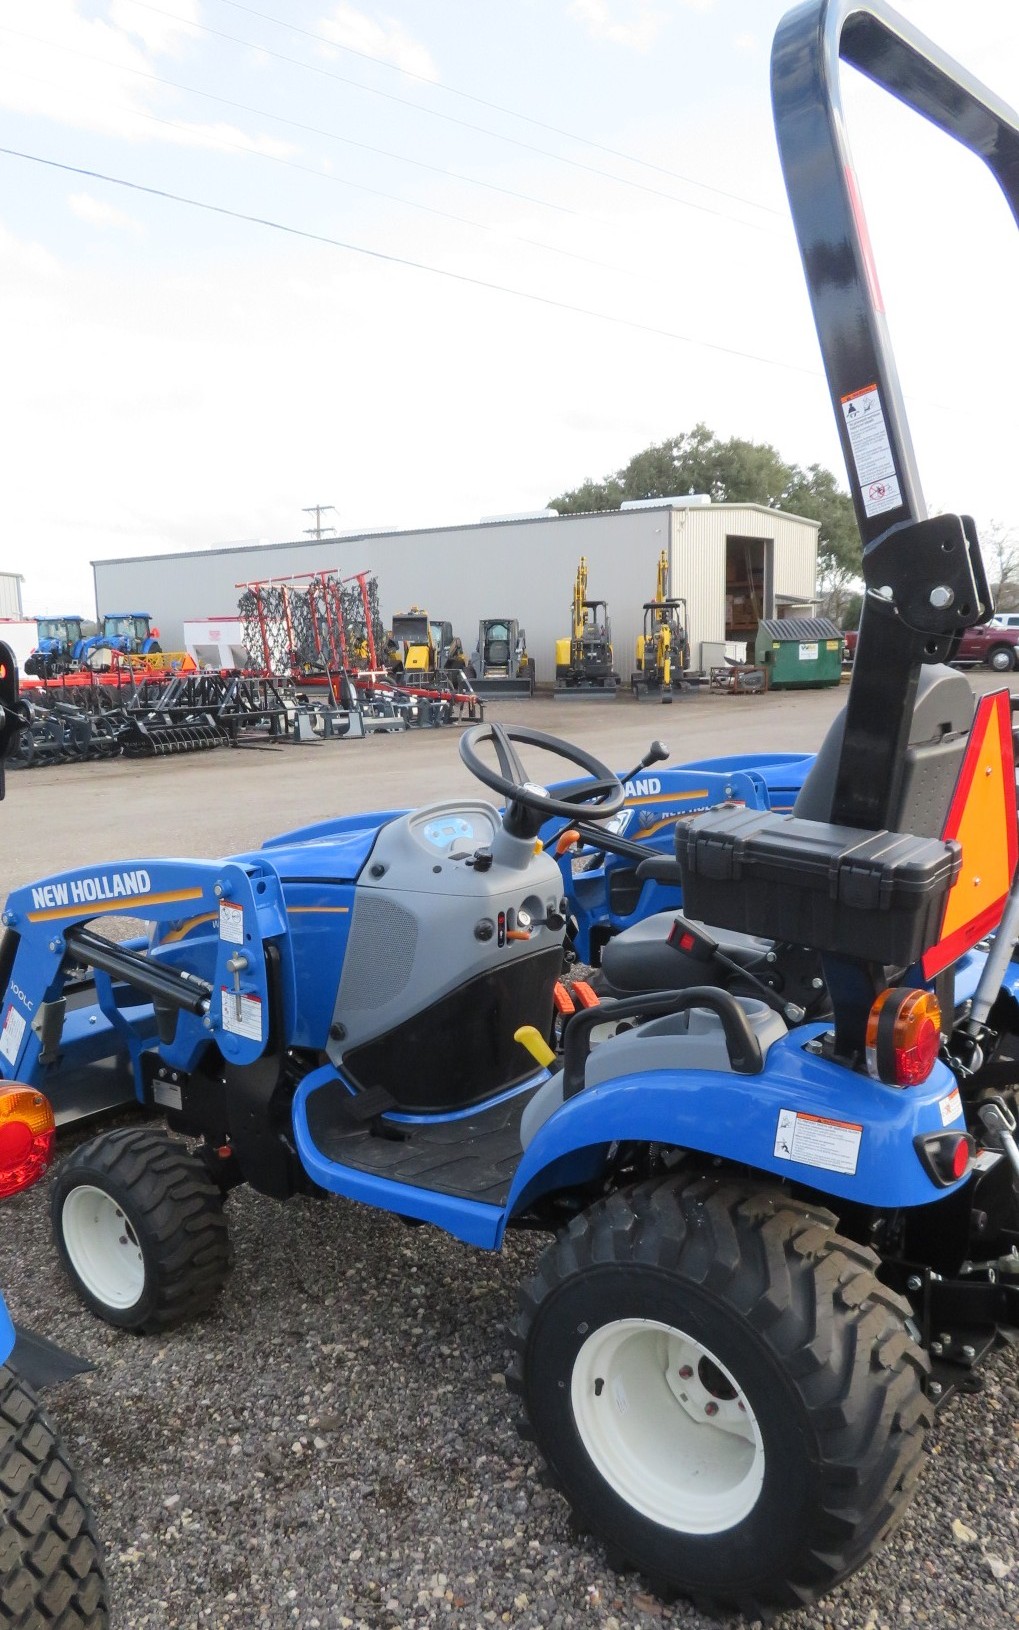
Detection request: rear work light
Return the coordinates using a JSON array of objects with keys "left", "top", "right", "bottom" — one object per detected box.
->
[
  {"left": 866, "top": 988, "right": 942, "bottom": 1086},
  {"left": 0, "top": 1085, "right": 55, "bottom": 1198}
]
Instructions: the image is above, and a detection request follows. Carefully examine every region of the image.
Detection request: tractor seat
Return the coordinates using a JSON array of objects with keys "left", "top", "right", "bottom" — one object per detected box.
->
[
  {"left": 486, "top": 639, "right": 510, "bottom": 665},
  {"left": 599, "top": 914, "right": 771, "bottom": 996},
  {"left": 597, "top": 663, "right": 974, "bottom": 996}
]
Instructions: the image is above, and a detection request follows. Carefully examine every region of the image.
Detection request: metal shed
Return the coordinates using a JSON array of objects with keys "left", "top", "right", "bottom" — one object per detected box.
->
[{"left": 92, "top": 502, "right": 820, "bottom": 686}]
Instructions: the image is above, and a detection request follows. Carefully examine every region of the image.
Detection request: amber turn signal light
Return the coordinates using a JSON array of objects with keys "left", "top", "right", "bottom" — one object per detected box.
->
[
  {"left": 865, "top": 988, "right": 942, "bottom": 1086},
  {"left": 0, "top": 1085, "right": 56, "bottom": 1198}
]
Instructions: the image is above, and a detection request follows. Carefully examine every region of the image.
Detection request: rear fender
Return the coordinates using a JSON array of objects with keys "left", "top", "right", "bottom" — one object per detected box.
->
[
  {"left": 0, "top": 858, "right": 294, "bottom": 1086},
  {"left": 503, "top": 1028, "right": 968, "bottom": 1228},
  {"left": 0, "top": 1295, "right": 13, "bottom": 1366}
]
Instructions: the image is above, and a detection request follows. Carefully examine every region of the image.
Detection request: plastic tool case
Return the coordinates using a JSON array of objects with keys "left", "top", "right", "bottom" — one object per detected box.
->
[{"left": 676, "top": 806, "right": 961, "bottom": 966}]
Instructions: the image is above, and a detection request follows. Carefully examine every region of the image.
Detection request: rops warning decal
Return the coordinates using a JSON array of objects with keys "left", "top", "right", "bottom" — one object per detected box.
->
[
  {"left": 840, "top": 384, "right": 901, "bottom": 519},
  {"left": 774, "top": 1108, "right": 862, "bottom": 1176}
]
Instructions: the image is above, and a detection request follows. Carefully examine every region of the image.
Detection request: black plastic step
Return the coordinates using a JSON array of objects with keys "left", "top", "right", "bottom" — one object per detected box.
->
[{"left": 304, "top": 1085, "right": 536, "bottom": 1205}]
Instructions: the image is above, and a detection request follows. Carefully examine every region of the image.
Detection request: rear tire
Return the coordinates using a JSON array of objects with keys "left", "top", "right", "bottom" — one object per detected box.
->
[
  {"left": 0, "top": 1364, "right": 108, "bottom": 1627},
  {"left": 987, "top": 644, "right": 1015, "bottom": 672},
  {"left": 52, "top": 1127, "right": 232, "bottom": 1333},
  {"left": 509, "top": 1172, "right": 930, "bottom": 1615}
]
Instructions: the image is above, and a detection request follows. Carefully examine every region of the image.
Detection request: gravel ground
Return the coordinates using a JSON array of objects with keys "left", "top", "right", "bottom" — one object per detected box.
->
[
  {"left": 4, "top": 1135, "right": 1019, "bottom": 1630},
  {"left": 6, "top": 683, "right": 1019, "bottom": 1628}
]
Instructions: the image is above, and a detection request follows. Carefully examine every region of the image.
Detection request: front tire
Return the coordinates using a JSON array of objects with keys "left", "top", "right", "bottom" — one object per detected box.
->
[
  {"left": 0, "top": 1365, "right": 108, "bottom": 1627},
  {"left": 987, "top": 644, "right": 1015, "bottom": 672},
  {"left": 52, "top": 1128, "right": 232, "bottom": 1333},
  {"left": 509, "top": 1173, "right": 930, "bottom": 1616}
]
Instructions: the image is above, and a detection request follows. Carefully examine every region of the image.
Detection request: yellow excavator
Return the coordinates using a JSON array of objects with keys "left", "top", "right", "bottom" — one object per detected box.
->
[
  {"left": 632, "top": 549, "right": 689, "bottom": 702},
  {"left": 554, "top": 557, "right": 620, "bottom": 695}
]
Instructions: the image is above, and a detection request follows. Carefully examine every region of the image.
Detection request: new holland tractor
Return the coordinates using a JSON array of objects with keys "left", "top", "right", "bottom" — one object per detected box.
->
[{"left": 1, "top": 1, "right": 1018, "bottom": 1616}]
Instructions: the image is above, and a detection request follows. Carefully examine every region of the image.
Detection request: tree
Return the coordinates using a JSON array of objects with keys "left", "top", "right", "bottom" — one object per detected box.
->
[
  {"left": 983, "top": 519, "right": 1019, "bottom": 611},
  {"left": 549, "top": 425, "right": 862, "bottom": 619}
]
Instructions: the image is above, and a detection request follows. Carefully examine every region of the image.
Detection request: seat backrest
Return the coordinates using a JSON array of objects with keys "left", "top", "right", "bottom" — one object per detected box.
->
[
  {"left": 792, "top": 663, "right": 974, "bottom": 837},
  {"left": 485, "top": 639, "right": 510, "bottom": 665}
]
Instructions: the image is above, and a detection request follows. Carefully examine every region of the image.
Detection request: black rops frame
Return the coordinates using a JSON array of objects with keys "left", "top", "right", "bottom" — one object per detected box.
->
[{"left": 770, "top": 0, "right": 1019, "bottom": 1052}]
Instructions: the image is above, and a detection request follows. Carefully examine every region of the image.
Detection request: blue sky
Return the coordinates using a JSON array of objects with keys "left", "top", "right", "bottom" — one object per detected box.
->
[{"left": 0, "top": 0, "right": 1015, "bottom": 618}]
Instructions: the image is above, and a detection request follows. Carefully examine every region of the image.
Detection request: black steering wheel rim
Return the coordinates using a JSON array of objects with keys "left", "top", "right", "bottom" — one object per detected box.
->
[{"left": 459, "top": 723, "right": 625, "bottom": 825}]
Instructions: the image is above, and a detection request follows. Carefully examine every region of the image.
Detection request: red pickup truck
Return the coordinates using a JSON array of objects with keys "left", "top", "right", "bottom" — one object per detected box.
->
[{"left": 844, "top": 620, "right": 1019, "bottom": 672}]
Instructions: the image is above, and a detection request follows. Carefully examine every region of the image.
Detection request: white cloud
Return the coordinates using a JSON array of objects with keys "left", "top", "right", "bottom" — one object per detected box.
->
[
  {"left": 0, "top": 2, "right": 294, "bottom": 157},
  {"left": 568, "top": 0, "right": 717, "bottom": 51},
  {"left": 107, "top": 0, "right": 202, "bottom": 55},
  {"left": 317, "top": 4, "right": 438, "bottom": 80},
  {"left": 567, "top": 1, "right": 668, "bottom": 53},
  {"left": 67, "top": 192, "right": 140, "bottom": 231}
]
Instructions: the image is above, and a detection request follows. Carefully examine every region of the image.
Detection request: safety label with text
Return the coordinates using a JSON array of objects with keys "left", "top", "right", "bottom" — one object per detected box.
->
[
  {"left": 221, "top": 990, "right": 263, "bottom": 1042},
  {"left": 773, "top": 1108, "right": 862, "bottom": 1175},
  {"left": 0, "top": 1004, "right": 25, "bottom": 1066},
  {"left": 219, "top": 901, "right": 244, "bottom": 945},
  {"left": 840, "top": 384, "right": 901, "bottom": 518}
]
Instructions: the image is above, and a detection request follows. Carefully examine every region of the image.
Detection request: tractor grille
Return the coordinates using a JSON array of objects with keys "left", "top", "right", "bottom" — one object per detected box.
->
[{"left": 336, "top": 896, "right": 418, "bottom": 1010}]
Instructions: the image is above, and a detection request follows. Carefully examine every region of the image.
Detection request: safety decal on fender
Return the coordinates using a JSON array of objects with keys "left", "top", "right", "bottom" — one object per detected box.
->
[
  {"left": 221, "top": 989, "right": 263, "bottom": 1042},
  {"left": 840, "top": 384, "right": 901, "bottom": 519},
  {"left": 939, "top": 1087, "right": 963, "bottom": 1127},
  {"left": 219, "top": 901, "right": 244, "bottom": 945},
  {"left": 774, "top": 1108, "right": 862, "bottom": 1176},
  {"left": 0, "top": 1004, "right": 25, "bottom": 1065}
]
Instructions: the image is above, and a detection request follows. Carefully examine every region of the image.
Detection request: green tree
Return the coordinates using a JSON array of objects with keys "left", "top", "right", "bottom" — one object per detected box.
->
[{"left": 549, "top": 425, "right": 862, "bottom": 618}]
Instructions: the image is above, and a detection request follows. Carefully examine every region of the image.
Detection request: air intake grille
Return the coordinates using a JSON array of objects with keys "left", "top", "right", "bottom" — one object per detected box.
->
[{"left": 336, "top": 895, "right": 418, "bottom": 1010}]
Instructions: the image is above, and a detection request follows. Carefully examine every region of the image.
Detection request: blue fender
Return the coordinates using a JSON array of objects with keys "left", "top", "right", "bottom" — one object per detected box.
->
[
  {"left": 503, "top": 1027, "right": 968, "bottom": 1230},
  {"left": 0, "top": 1294, "right": 14, "bottom": 1366}
]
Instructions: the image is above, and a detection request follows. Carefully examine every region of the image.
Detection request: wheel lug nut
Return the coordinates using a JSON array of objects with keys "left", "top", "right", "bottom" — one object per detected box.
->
[
  {"left": 678, "top": 1365, "right": 693, "bottom": 1379},
  {"left": 704, "top": 1401, "right": 719, "bottom": 1416}
]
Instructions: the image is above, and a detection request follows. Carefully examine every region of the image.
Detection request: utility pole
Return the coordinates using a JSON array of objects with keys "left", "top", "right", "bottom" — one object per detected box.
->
[{"left": 302, "top": 504, "right": 338, "bottom": 540}]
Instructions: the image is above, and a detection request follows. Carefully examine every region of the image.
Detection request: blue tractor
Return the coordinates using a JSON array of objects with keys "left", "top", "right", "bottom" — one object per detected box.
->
[
  {"left": 0, "top": 643, "right": 107, "bottom": 1627},
  {"left": 0, "top": 1, "right": 1017, "bottom": 1615},
  {"left": 24, "top": 615, "right": 87, "bottom": 679},
  {"left": 78, "top": 613, "right": 161, "bottom": 668}
]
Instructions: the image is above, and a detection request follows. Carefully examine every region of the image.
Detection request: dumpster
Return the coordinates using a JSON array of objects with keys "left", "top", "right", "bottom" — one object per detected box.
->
[{"left": 754, "top": 616, "right": 843, "bottom": 688}]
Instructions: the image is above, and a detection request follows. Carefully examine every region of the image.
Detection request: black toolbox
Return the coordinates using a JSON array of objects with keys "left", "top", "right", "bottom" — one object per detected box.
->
[{"left": 675, "top": 806, "right": 961, "bottom": 966}]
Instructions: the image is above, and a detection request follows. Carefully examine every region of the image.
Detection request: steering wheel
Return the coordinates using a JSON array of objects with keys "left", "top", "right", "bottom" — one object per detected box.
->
[{"left": 459, "top": 723, "right": 625, "bottom": 837}]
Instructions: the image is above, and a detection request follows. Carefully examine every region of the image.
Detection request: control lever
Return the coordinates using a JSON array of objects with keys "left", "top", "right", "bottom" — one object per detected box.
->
[
  {"left": 977, "top": 1098, "right": 1019, "bottom": 1189},
  {"left": 667, "top": 917, "right": 805, "bottom": 1023}
]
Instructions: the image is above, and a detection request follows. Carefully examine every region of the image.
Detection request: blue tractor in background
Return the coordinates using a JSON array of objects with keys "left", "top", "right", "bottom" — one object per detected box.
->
[
  {"left": 77, "top": 613, "right": 161, "bottom": 669},
  {"left": 24, "top": 616, "right": 88, "bottom": 680}
]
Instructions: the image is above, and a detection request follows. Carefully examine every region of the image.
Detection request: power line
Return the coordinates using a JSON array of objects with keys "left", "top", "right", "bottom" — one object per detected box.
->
[
  {"left": 0, "top": 21, "right": 590, "bottom": 223},
  {"left": 0, "top": 144, "right": 818, "bottom": 378},
  {"left": 11, "top": 62, "right": 640, "bottom": 280},
  {"left": 211, "top": 0, "right": 783, "bottom": 217},
  {"left": 122, "top": 0, "right": 779, "bottom": 230}
]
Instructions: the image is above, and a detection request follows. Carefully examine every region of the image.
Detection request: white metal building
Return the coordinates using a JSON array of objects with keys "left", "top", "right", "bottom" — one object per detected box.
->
[
  {"left": 92, "top": 500, "right": 819, "bottom": 684},
  {"left": 0, "top": 574, "right": 24, "bottom": 620}
]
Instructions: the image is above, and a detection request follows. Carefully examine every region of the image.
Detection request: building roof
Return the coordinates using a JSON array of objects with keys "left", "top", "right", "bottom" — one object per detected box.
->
[{"left": 92, "top": 501, "right": 820, "bottom": 570}]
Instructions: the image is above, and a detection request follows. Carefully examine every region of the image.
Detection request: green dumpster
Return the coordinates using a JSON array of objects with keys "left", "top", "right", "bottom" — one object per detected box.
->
[{"left": 754, "top": 617, "right": 843, "bottom": 689}]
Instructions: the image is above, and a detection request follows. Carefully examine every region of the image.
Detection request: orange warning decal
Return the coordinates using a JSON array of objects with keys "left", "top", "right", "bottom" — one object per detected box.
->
[{"left": 922, "top": 690, "right": 1018, "bottom": 979}]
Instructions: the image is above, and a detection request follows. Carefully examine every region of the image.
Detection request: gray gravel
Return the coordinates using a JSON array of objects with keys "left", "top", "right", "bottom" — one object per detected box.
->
[
  {"left": 5, "top": 685, "right": 1019, "bottom": 1628},
  {"left": 4, "top": 1137, "right": 1019, "bottom": 1630}
]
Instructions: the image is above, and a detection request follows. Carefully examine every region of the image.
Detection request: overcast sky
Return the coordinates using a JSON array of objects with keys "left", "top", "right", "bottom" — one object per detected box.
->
[{"left": 0, "top": 0, "right": 1015, "bottom": 621}]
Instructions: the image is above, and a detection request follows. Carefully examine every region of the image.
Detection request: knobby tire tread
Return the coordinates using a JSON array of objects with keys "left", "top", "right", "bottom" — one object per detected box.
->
[
  {"left": 507, "top": 1168, "right": 930, "bottom": 1616},
  {"left": 0, "top": 1365, "right": 108, "bottom": 1628},
  {"left": 55, "top": 1127, "right": 232, "bottom": 1333}
]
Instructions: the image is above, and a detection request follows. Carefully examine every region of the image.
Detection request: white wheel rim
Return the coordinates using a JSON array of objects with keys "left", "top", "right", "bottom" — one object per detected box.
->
[
  {"left": 61, "top": 1185, "right": 145, "bottom": 1309},
  {"left": 571, "top": 1317, "right": 765, "bottom": 1534}
]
